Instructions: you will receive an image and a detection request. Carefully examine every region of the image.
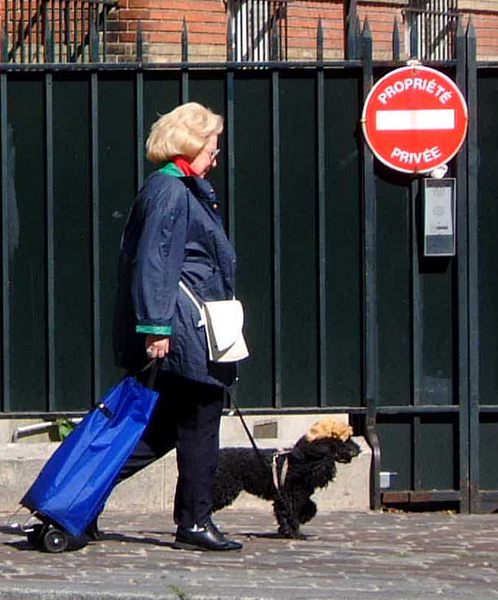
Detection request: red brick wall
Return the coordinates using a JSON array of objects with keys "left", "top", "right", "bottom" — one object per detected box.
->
[
  {"left": 2, "top": 0, "right": 495, "bottom": 63},
  {"left": 107, "top": 0, "right": 228, "bottom": 62}
]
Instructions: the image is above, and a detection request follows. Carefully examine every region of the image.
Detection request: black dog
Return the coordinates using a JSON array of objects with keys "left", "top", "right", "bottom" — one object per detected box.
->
[{"left": 212, "top": 419, "right": 361, "bottom": 538}]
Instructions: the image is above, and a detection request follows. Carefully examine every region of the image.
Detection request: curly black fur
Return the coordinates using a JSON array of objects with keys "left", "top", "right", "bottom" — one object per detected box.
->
[{"left": 212, "top": 435, "right": 361, "bottom": 538}]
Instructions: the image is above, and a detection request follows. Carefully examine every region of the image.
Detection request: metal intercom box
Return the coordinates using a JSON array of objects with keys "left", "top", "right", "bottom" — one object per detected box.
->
[{"left": 423, "top": 178, "right": 456, "bottom": 257}]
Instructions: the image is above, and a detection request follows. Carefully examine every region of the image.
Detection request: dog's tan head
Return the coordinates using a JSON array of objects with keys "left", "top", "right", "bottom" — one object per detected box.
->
[{"left": 305, "top": 418, "right": 353, "bottom": 443}]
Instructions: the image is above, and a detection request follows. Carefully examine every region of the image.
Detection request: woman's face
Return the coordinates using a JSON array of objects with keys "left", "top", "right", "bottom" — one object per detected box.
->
[{"left": 189, "top": 134, "right": 220, "bottom": 178}]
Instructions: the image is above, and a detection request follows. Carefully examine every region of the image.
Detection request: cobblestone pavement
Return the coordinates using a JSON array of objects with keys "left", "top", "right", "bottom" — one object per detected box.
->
[{"left": 1, "top": 509, "right": 498, "bottom": 599}]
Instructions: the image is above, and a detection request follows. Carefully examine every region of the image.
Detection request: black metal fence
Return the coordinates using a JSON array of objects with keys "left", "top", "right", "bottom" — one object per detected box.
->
[
  {"left": 1, "top": 0, "right": 118, "bottom": 63},
  {"left": 2, "top": 8, "right": 498, "bottom": 516}
]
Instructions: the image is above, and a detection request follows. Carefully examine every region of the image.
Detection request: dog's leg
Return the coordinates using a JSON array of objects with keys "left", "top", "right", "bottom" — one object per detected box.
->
[
  {"left": 298, "top": 498, "right": 317, "bottom": 524},
  {"left": 274, "top": 495, "right": 305, "bottom": 539}
]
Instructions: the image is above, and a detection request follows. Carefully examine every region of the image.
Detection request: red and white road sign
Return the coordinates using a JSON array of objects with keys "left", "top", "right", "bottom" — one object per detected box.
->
[{"left": 361, "top": 65, "right": 468, "bottom": 174}]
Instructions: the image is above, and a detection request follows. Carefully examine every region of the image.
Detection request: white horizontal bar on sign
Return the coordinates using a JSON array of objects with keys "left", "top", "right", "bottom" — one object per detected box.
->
[{"left": 375, "top": 109, "right": 455, "bottom": 131}]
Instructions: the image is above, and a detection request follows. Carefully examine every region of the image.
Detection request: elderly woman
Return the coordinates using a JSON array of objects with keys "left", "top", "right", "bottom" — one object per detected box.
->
[{"left": 111, "top": 102, "right": 243, "bottom": 552}]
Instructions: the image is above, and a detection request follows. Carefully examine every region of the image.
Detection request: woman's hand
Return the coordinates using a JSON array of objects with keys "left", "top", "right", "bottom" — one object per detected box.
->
[{"left": 145, "top": 335, "right": 170, "bottom": 359}]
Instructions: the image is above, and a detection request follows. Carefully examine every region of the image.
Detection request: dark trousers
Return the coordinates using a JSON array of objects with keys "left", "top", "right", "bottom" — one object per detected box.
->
[{"left": 117, "top": 372, "right": 224, "bottom": 529}]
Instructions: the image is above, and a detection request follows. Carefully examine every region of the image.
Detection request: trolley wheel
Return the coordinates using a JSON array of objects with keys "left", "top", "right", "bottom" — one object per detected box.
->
[
  {"left": 42, "top": 527, "right": 69, "bottom": 553},
  {"left": 26, "top": 524, "right": 45, "bottom": 548}
]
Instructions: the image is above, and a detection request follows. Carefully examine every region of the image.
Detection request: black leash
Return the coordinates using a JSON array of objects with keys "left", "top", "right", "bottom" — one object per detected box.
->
[
  {"left": 231, "top": 403, "right": 289, "bottom": 494},
  {"left": 231, "top": 403, "right": 270, "bottom": 471}
]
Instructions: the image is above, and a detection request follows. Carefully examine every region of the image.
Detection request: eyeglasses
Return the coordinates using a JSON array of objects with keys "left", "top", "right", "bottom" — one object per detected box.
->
[{"left": 209, "top": 148, "right": 221, "bottom": 161}]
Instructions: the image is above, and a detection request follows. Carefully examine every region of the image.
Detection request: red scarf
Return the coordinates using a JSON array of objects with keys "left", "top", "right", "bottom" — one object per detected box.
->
[{"left": 173, "top": 157, "right": 199, "bottom": 177}]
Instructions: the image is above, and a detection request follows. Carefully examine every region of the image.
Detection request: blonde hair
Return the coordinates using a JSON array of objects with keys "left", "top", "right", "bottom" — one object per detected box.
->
[{"left": 146, "top": 102, "right": 224, "bottom": 164}]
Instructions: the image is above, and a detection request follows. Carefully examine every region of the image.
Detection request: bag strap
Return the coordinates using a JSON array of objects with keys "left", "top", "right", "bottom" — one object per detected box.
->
[
  {"left": 179, "top": 281, "right": 202, "bottom": 309},
  {"left": 141, "top": 360, "right": 160, "bottom": 389},
  {"left": 179, "top": 281, "right": 206, "bottom": 328}
]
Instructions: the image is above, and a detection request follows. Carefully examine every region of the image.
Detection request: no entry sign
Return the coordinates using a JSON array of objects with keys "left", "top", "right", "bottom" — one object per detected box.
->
[{"left": 361, "top": 65, "right": 468, "bottom": 174}]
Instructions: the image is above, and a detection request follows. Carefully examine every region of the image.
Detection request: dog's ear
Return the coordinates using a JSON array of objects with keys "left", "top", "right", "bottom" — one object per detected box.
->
[{"left": 293, "top": 438, "right": 336, "bottom": 461}]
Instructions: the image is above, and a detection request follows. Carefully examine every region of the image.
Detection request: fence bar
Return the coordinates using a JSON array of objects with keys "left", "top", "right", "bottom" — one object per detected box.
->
[
  {"left": 0, "top": 73, "right": 10, "bottom": 411},
  {"left": 226, "top": 72, "right": 236, "bottom": 244},
  {"left": 45, "top": 73, "right": 56, "bottom": 411},
  {"left": 272, "top": 68, "right": 282, "bottom": 408},
  {"left": 411, "top": 178, "right": 422, "bottom": 407},
  {"left": 316, "top": 65, "right": 327, "bottom": 406},
  {"left": 411, "top": 178, "right": 422, "bottom": 493},
  {"left": 135, "top": 23, "right": 145, "bottom": 189},
  {"left": 135, "top": 69, "right": 145, "bottom": 190},
  {"left": 465, "top": 19, "right": 480, "bottom": 514},
  {"left": 360, "top": 19, "right": 380, "bottom": 509},
  {"left": 225, "top": 67, "right": 236, "bottom": 407},
  {"left": 455, "top": 15, "right": 469, "bottom": 512},
  {"left": 181, "top": 19, "right": 189, "bottom": 102},
  {"left": 90, "top": 72, "right": 101, "bottom": 403}
]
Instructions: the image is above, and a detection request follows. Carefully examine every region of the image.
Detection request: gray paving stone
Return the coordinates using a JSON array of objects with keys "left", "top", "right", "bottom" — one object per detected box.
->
[{"left": 0, "top": 510, "right": 498, "bottom": 599}]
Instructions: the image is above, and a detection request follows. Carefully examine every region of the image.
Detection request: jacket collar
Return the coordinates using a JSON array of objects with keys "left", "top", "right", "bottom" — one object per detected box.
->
[{"left": 157, "top": 163, "right": 217, "bottom": 205}]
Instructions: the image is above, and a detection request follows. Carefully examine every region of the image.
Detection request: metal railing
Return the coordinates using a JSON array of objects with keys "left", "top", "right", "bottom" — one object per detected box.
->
[
  {"left": 228, "top": 0, "right": 288, "bottom": 61},
  {"left": 1, "top": 0, "right": 118, "bottom": 63},
  {"left": 404, "top": 0, "right": 459, "bottom": 60}
]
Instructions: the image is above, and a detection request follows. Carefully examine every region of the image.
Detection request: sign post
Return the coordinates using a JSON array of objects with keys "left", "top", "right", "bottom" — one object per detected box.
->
[{"left": 361, "top": 65, "right": 468, "bottom": 174}]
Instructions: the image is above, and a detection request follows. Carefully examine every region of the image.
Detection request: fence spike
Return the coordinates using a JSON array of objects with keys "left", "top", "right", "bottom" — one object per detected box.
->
[
  {"left": 136, "top": 21, "right": 144, "bottom": 62},
  {"left": 361, "top": 17, "right": 372, "bottom": 64},
  {"left": 409, "top": 14, "right": 418, "bottom": 59},
  {"left": 270, "top": 19, "right": 279, "bottom": 61},
  {"left": 466, "top": 16, "right": 476, "bottom": 40},
  {"left": 90, "top": 7, "right": 99, "bottom": 63},
  {"left": 226, "top": 16, "right": 234, "bottom": 62},
  {"left": 181, "top": 18, "right": 189, "bottom": 62},
  {"left": 392, "top": 17, "right": 400, "bottom": 61},
  {"left": 346, "top": 13, "right": 360, "bottom": 60},
  {"left": 316, "top": 17, "right": 324, "bottom": 62},
  {"left": 64, "top": 0, "right": 71, "bottom": 62},
  {"left": 45, "top": 11, "right": 55, "bottom": 63},
  {"left": 362, "top": 17, "right": 371, "bottom": 38},
  {"left": 455, "top": 15, "right": 465, "bottom": 65},
  {"left": 345, "top": 0, "right": 358, "bottom": 59}
]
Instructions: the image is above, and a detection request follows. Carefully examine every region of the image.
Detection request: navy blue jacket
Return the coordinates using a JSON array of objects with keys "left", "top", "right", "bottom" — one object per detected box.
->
[{"left": 113, "top": 169, "right": 237, "bottom": 388}]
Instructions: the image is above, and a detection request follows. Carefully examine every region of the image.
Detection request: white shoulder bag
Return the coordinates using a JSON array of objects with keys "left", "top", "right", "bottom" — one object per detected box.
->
[{"left": 179, "top": 281, "right": 249, "bottom": 363}]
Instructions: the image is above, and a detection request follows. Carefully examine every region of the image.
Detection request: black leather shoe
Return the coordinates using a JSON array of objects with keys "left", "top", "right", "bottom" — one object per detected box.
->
[
  {"left": 205, "top": 517, "right": 243, "bottom": 551},
  {"left": 173, "top": 524, "right": 242, "bottom": 551}
]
